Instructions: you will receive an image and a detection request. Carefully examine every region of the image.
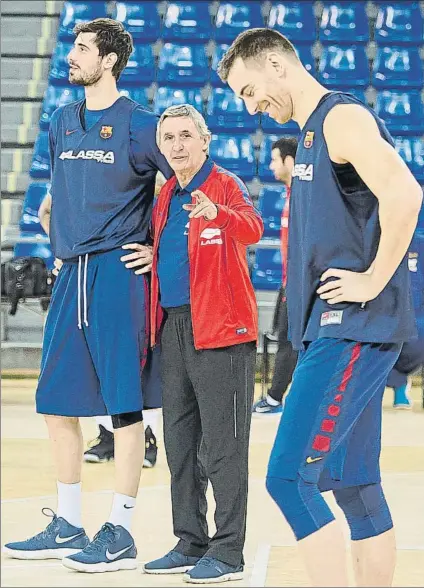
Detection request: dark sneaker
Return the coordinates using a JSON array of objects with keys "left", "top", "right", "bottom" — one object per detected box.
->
[
  {"left": 183, "top": 556, "right": 244, "bottom": 583},
  {"left": 143, "top": 550, "right": 200, "bottom": 574},
  {"left": 62, "top": 522, "right": 137, "bottom": 573},
  {"left": 143, "top": 425, "right": 157, "bottom": 468},
  {"left": 3, "top": 508, "right": 89, "bottom": 560},
  {"left": 84, "top": 425, "right": 114, "bottom": 463},
  {"left": 183, "top": 555, "right": 244, "bottom": 584}
]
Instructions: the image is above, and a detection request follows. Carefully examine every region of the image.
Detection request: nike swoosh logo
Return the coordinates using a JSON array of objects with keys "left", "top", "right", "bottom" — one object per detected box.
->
[
  {"left": 123, "top": 504, "right": 134, "bottom": 509},
  {"left": 66, "top": 129, "right": 78, "bottom": 135},
  {"left": 106, "top": 545, "right": 134, "bottom": 561},
  {"left": 306, "top": 456, "right": 323, "bottom": 464},
  {"left": 55, "top": 532, "right": 84, "bottom": 544}
]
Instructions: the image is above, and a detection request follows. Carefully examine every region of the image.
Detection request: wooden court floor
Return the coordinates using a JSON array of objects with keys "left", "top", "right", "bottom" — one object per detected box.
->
[{"left": 1, "top": 378, "right": 423, "bottom": 587}]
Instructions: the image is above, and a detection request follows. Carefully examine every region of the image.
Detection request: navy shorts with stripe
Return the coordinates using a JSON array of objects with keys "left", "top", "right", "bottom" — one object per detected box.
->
[
  {"left": 267, "top": 338, "right": 402, "bottom": 491},
  {"left": 36, "top": 248, "right": 155, "bottom": 417}
]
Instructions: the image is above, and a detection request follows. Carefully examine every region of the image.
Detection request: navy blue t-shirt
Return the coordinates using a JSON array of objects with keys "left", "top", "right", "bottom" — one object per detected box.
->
[
  {"left": 157, "top": 157, "right": 214, "bottom": 308},
  {"left": 48, "top": 96, "right": 173, "bottom": 260},
  {"left": 287, "top": 92, "right": 416, "bottom": 350}
]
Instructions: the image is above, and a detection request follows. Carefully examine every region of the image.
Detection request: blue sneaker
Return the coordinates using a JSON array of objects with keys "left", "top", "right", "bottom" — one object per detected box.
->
[
  {"left": 143, "top": 550, "right": 201, "bottom": 574},
  {"left": 252, "top": 397, "right": 283, "bottom": 414},
  {"left": 62, "top": 522, "right": 137, "bottom": 573},
  {"left": 183, "top": 556, "right": 244, "bottom": 584},
  {"left": 3, "top": 508, "right": 89, "bottom": 560},
  {"left": 393, "top": 380, "right": 413, "bottom": 410}
]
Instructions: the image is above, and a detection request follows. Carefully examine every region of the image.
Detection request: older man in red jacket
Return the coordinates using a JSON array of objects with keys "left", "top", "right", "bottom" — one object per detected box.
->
[{"left": 143, "top": 104, "right": 263, "bottom": 584}]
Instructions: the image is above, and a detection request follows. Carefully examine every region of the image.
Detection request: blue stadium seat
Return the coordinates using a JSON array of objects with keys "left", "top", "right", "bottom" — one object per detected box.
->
[
  {"left": 153, "top": 86, "right": 203, "bottom": 114},
  {"left": 374, "top": 91, "right": 424, "bottom": 135},
  {"left": 210, "top": 44, "right": 230, "bottom": 87},
  {"left": 372, "top": 46, "right": 423, "bottom": 89},
  {"left": 157, "top": 43, "right": 208, "bottom": 86},
  {"left": 343, "top": 88, "right": 368, "bottom": 104},
  {"left": 258, "top": 135, "right": 281, "bottom": 182},
  {"left": 296, "top": 44, "right": 317, "bottom": 75},
  {"left": 58, "top": 1, "right": 108, "bottom": 41},
  {"left": 267, "top": 2, "right": 316, "bottom": 43},
  {"left": 319, "top": 2, "right": 369, "bottom": 44},
  {"left": 119, "top": 45, "right": 155, "bottom": 86},
  {"left": 214, "top": 2, "right": 263, "bottom": 43},
  {"left": 39, "top": 86, "right": 84, "bottom": 130},
  {"left": 209, "top": 134, "right": 256, "bottom": 181},
  {"left": 118, "top": 86, "right": 150, "bottom": 107},
  {"left": 252, "top": 248, "right": 282, "bottom": 290},
  {"left": 49, "top": 42, "right": 73, "bottom": 85},
  {"left": 19, "top": 183, "right": 50, "bottom": 234},
  {"left": 257, "top": 185, "right": 287, "bottom": 239},
  {"left": 14, "top": 238, "right": 54, "bottom": 270},
  {"left": 394, "top": 137, "right": 424, "bottom": 182},
  {"left": 30, "top": 132, "right": 50, "bottom": 179},
  {"left": 375, "top": 2, "right": 424, "bottom": 45},
  {"left": 113, "top": 2, "right": 160, "bottom": 41},
  {"left": 206, "top": 87, "right": 258, "bottom": 133},
  {"left": 261, "top": 113, "right": 300, "bottom": 135},
  {"left": 318, "top": 45, "right": 369, "bottom": 88},
  {"left": 162, "top": 1, "right": 211, "bottom": 42}
]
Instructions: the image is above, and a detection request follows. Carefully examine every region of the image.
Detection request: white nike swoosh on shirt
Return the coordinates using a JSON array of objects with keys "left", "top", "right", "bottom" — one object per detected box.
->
[
  {"left": 55, "top": 532, "right": 84, "bottom": 544},
  {"left": 106, "top": 545, "right": 134, "bottom": 561}
]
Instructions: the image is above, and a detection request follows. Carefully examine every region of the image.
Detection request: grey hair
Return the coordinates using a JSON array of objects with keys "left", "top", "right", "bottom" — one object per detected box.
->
[{"left": 156, "top": 104, "right": 211, "bottom": 153}]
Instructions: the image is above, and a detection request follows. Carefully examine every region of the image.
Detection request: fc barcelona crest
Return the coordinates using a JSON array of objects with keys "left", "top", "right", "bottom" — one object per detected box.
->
[
  {"left": 304, "top": 131, "right": 314, "bottom": 149},
  {"left": 100, "top": 125, "right": 113, "bottom": 139}
]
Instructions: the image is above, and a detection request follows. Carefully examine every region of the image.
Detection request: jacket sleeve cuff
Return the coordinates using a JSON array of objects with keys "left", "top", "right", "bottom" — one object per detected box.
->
[{"left": 213, "top": 204, "right": 230, "bottom": 228}]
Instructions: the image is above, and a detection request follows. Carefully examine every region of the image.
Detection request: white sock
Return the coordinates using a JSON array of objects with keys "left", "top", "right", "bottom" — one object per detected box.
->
[
  {"left": 108, "top": 493, "right": 136, "bottom": 532},
  {"left": 143, "top": 409, "right": 160, "bottom": 435},
  {"left": 266, "top": 394, "right": 281, "bottom": 406},
  {"left": 95, "top": 415, "right": 113, "bottom": 433},
  {"left": 57, "top": 481, "right": 82, "bottom": 528}
]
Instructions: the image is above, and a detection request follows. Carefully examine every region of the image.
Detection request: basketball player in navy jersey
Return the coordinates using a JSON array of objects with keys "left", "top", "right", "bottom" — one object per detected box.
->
[
  {"left": 4, "top": 19, "right": 172, "bottom": 572},
  {"left": 219, "top": 29, "right": 422, "bottom": 587}
]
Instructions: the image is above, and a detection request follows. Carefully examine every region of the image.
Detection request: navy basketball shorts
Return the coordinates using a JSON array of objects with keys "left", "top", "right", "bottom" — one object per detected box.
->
[
  {"left": 36, "top": 248, "right": 150, "bottom": 417},
  {"left": 267, "top": 338, "right": 402, "bottom": 491}
]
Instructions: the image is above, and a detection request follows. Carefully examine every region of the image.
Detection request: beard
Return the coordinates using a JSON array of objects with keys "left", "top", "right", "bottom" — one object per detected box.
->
[{"left": 69, "top": 64, "right": 103, "bottom": 87}]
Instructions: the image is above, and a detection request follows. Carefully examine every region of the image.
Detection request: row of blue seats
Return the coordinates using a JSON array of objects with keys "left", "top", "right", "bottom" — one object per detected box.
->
[
  {"left": 58, "top": 1, "right": 424, "bottom": 45},
  {"left": 48, "top": 41, "right": 424, "bottom": 90},
  {"left": 29, "top": 130, "right": 424, "bottom": 182},
  {"left": 40, "top": 84, "right": 424, "bottom": 136}
]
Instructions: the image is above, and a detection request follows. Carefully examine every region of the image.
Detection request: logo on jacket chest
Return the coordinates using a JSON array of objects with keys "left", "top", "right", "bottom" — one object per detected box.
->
[
  {"left": 200, "top": 228, "right": 222, "bottom": 246},
  {"left": 292, "top": 163, "right": 314, "bottom": 181}
]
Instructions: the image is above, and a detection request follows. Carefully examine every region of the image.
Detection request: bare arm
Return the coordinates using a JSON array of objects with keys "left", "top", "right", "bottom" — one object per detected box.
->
[
  {"left": 319, "top": 104, "right": 422, "bottom": 302},
  {"left": 38, "top": 192, "right": 52, "bottom": 236}
]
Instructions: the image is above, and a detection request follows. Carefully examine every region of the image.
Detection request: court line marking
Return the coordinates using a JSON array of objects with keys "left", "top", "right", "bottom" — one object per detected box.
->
[{"left": 249, "top": 543, "right": 270, "bottom": 587}]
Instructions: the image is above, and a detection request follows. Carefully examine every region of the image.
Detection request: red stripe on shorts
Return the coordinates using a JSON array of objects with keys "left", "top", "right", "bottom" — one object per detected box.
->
[{"left": 338, "top": 342, "right": 361, "bottom": 392}]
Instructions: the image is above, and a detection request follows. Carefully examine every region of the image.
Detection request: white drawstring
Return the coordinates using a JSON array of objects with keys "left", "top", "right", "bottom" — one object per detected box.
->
[
  {"left": 77, "top": 254, "right": 89, "bottom": 329},
  {"left": 77, "top": 256, "right": 82, "bottom": 329},
  {"left": 83, "top": 254, "right": 89, "bottom": 327}
]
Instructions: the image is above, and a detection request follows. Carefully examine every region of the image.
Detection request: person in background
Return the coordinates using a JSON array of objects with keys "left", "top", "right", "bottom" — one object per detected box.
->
[{"left": 252, "top": 137, "right": 298, "bottom": 415}]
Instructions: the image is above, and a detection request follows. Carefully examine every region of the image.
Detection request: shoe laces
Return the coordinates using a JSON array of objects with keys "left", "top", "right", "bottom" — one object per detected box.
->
[
  {"left": 83, "top": 523, "right": 116, "bottom": 554},
  {"left": 198, "top": 556, "right": 218, "bottom": 569},
  {"left": 35, "top": 508, "right": 58, "bottom": 542}
]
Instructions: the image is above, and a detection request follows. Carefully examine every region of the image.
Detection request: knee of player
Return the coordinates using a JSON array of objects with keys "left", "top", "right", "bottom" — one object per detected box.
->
[
  {"left": 333, "top": 483, "right": 393, "bottom": 540},
  {"left": 266, "top": 474, "right": 335, "bottom": 540}
]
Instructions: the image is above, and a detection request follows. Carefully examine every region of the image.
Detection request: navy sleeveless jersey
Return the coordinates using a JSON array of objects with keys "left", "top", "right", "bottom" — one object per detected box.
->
[
  {"left": 287, "top": 92, "right": 416, "bottom": 350},
  {"left": 48, "top": 96, "right": 172, "bottom": 260}
]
